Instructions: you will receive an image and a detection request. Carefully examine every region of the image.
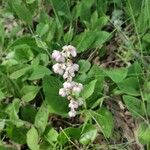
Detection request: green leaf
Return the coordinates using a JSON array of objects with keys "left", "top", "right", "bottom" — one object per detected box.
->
[
  {"left": 10, "top": 66, "right": 31, "bottom": 79},
  {"left": 91, "top": 108, "right": 113, "bottom": 138},
  {"left": 27, "top": 126, "right": 39, "bottom": 150},
  {"left": 43, "top": 76, "right": 68, "bottom": 116},
  {"left": 0, "top": 90, "right": 5, "bottom": 101},
  {"left": 26, "top": 0, "right": 36, "bottom": 4},
  {"left": 5, "top": 98, "right": 23, "bottom": 127},
  {"left": 35, "top": 38, "right": 48, "bottom": 50},
  {"left": 34, "top": 102, "right": 49, "bottom": 133},
  {"left": 10, "top": 36, "right": 35, "bottom": 48},
  {"left": 9, "top": 36, "right": 44, "bottom": 53},
  {"left": 14, "top": 45, "right": 34, "bottom": 62},
  {"left": 93, "top": 31, "right": 111, "bottom": 48},
  {"left": 36, "top": 23, "right": 49, "bottom": 37},
  {"left": 20, "top": 105, "right": 37, "bottom": 123},
  {"left": 29, "top": 65, "right": 52, "bottom": 80},
  {"left": 12, "top": 3, "right": 32, "bottom": 24},
  {"left": 87, "top": 65, "right": 105, "bottom": 78},
  {"left": 0, "top": 22, "right": 5, "bottom": 46},
  {"left": 138, "top": 123, "right": 150, "bottom": 144},
  {"left": 78, "top": 60, "right": 91, "bottom": 73},
  {"left": 90, "top": 11, "right": 98, "bottom": 28},
  {"left": 79, "top": 124, "right": 97, "bottom": 145},
  {"left": 6, "top": 125, "right": 27, "bottom": 144},
  {"left": 21, "top": 85, "right": 40, "bottom": 102},
  {"left": 104, "top": 68, "right": 128, "bottom": 83},
  {"left": 117, "top": 77, "right": 140, "bottom": 96},
  {"left": 58, "top": 127, "right": 81, "bottom": 145},
  {"left": 0, "top": 146, "right": 16, "bottom": 150},
  {"left": 49, "top": 0, "right": 71, "bottom": 20},
  {"left": 45, "top": 128, "right": 59, "bottom": 143},
  {"left": 97, "top": 16, "right": 109, "bottom": 29},
  {"left": 81, "top": 80, "right": 97, "bottom": 99},
  {"left": 72, "top": 31, "right": 111, "bottom": 53},
  {"left": 64, "top": 27, "right": 74, "bottom": 44},
  {"left": 74, "top": 0, "right": 94, "bottom": 22},
  {"left": 123, "top": 95, "right": 144, "bottom": 117},
  {"left": 0, "top": 119, "right": 5, "bottom": 131},
  {"left": 142, "top": 33, "right": 150, "bottom": 43},
  {"left": 72, "top": 31, "right": 96, "bottom": 52}
]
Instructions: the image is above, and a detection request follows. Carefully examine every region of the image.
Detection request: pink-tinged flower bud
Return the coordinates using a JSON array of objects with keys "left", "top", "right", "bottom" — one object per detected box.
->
[
  {"left": 73, "top": 63, "right": 79, "bottom": 71},
  {"left": 78, "top": 98, "right": 83, "bottom": 106},
  {"left": 72, "top": 86, "right": 81, "bottom": 93},
  {"left": 72, "top": 83, "right": 83, "bottom": 93},
  {"left": 69, "top": 100, "right": 79, "bottom": 109},
  {"left": 68, "top": 109, "right": 76, "bottom": 117},
  {"left": 52, "top": 50, "right": 65, "bottom": 62},
  {"left": 52, "top": 63, "right": 65, "bottom": 75},
  {"left": 59, "top": 88, "right": 66, "bottom": 97},
  {"left": 63, "top": 81, "right": 74, "bottom": 89},
  {"left": 68, "top": 45, "right": 77, "bottom": 57},
  {"left": 63, "top": 71, "right": 69, "bottom": 79},
  {"left": 65, "top": 66, "right": 76, "bottom": 78},
  {"left": 62, "top": 45, "right": 77, "bottom": 57}
]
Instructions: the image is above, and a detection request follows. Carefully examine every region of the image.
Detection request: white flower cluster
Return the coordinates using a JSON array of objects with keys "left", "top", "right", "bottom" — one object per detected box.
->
[{"left": 52, "top": 45, "right": 83, "bottom": 117}]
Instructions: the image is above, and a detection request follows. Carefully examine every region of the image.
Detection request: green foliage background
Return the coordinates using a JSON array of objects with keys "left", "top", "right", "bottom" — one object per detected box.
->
[{"left": 0, "top": 0, "right": 150, "bottom": 149}]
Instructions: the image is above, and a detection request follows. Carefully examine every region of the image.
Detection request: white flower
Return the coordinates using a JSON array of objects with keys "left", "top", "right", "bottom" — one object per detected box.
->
[
  {"left": 78, "top": 98, "right": 83, "bottom": 106},
  {"left": 63, "top": 71, "right": 69, "bottom": 79},
  {"left": 69, "top": 100, "right": 79, "bottom": 109},
  {"left": 51, "top": 45, "right": 83, "bottom": 118},
  {"left": 68, "top": 109, "right": 77, "bottom": 117},
  {"left": 67, "top": 45, "right": 77, "bottom": 57},
  {"left": 72, "top": 83, "right": 83, "bottom": 93},
  {"left": 52, "top": 50, "right": 65, "bottom": 62},
  {"left": 52, "top": 63, "right": 65, "bottom": 75},
  {"left": 59, "top": 88, "right": 66, "bottom": 97},
  {"left": 63, "top": 81, "right": 74, "bottom": 89},
  {"left": 73, "top": 63, "right": 79, "bottom": 71},
  {"left": 62, "top": 45, "right": 77, "bottom": 57}
]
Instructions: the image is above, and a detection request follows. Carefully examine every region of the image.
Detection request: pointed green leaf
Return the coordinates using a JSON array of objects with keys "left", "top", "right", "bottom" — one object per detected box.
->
[{"left": 27, "top": 126, "right": 39, "bottom": 150}]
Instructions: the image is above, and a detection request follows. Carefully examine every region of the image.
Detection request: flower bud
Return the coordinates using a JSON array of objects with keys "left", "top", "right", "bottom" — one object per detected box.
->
[
  {"left": 73, "top": 63, "right": 79, "bottom": 71},
  {"left": 52, "top": 50, "right": 65, "bottom": 62},
  {"left": 62, "top": 45, "right": 77, "bottom": 57},
  {"left": 68, "top": 45, "right": 77, "bottom": 57},
  {"left": 52, "top": 63, "right": 65, "bottom": 75},
  {"left": 69, "top": 100, "right": 79, "bottom": 109},
  {"left": 68, "top": 109, "right": 77, "bottom": 117},
  {"left": 63, "top": 81, "right": 74, "bottom": 89},
  {"left": 72, "top": 83, "right": 83, "bottom": 93},
  {"left": 78, "top": 98, "right": 83, "bottom": 106},
  {"left": 59, "top": 88, "right": 66, "bottom": 97}
]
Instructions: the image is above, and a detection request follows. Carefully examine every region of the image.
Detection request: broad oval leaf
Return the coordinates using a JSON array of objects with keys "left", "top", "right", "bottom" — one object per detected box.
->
[
  {"left": 29, "top": 65, "right": 52, "bottom": 80},
  {"left": 138, "top": 123, "right": 150, "bottom": 144},
  {"left": 43, "top": 76, "right": 69, "bottom": 116},
  {"left": 58, "top": 127, "right": 81, "bottom": 145},
  {"left": 91, "top": 108, "right": 113, "bottom": 138},
  {"left": 104, "top": 68, "right": 128, "bottom": 83},
  {"left": 78, "top": 59, "right": 91, "bottom": 73},
  {"left": 34, "top": 101, "right": 49, "bottom": 134},
  {"left": 117, "top": 77, "right": 140, "bottom": 96},
  {"left": 123, "top": 95, "right": 144, "bottom": 117},
  {"left": 27, "top": 126, "right": 39, "bottom": 150},
  {"left": 81, "top": 80, "right": 97, "bottom": 99},
  {"left": 79, "top": 124, "right": 97, "bottom": 145}
]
